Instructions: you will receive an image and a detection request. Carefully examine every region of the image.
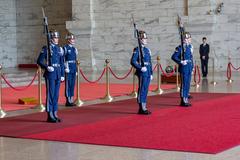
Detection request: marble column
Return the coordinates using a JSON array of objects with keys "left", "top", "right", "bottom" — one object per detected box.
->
[{"left": 66, "top": 0, "right": 96, "bottom": 70}]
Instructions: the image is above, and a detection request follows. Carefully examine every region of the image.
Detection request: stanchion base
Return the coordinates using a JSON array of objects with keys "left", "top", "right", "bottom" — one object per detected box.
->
[
  {"left": 194, "top": 84, "right": 200, "bottom": 88},
  {"left": 153, "top": 88, "right": 163, "bottom": 95},
  {"left": 226, "top": 79, "right": 233, "bottom": 83},
  {"left": 101, "top": 94, "right": 113, "bottom": 102},
  {"left": 211, "top": 81, "right": 217, "bottom": 86},
  {"left": 128, "top": 91, "right": 138, "bottom": 98},
  {"left": 176, "top": 86, "right": 180, "bottom": 92},
  {"left": 75, "top": 99, "right": 84, "bottom": 107},
  {"left": 33, "top": 104, "right": 45, "bottom": 112},
  {"left": 0, "top": 109, "right": 6, "bottom": 118}
]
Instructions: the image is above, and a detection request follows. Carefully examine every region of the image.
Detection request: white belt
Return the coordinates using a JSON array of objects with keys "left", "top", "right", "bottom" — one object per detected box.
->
[
  {"left": 52, "top": 64, "right": 60, "bottom": 67},
  {"left": 144, "top": 62, "right": 150, "bottom": 65},
  {"left": 67, "top": 60, "right": 76, "bottom": 63}
]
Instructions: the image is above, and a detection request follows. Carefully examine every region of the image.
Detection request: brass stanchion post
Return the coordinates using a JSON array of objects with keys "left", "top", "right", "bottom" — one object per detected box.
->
[
  {"left": 74, "top": 60, "right": 84, "bottom": 106},
  {"left": 128, "top": 68, "right": 137, "bottom": 98},
  {"left": 102, "top": 59, "right": 113, "bottom": 102},
  {"left": 0, "top": 65, "right": 6, "bottom": 118},
  {"left": 36, "top": 65, "right": 45, "bottom": 112},
  {"left": 176, "top": 65, "right": 180, "bottom": 91},
  {"left": 153, "top": 56, "right": 163, "bottom": 94},
  {"left": 210, "top": 58, "right": 217, "bottom": 85}
]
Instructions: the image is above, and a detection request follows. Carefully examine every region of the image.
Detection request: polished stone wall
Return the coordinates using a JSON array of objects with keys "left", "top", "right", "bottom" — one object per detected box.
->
[
  {"left": 0, "top": 0, "right": 17, "bottom": 67},
  {"left": 16, "top": 0, "right": 71, "bottom": 66},
  {"left": 1, "top": 0, "right": 240, "bottom": 71}
]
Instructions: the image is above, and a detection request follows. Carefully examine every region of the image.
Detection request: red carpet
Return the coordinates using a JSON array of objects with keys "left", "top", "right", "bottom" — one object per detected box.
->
[
  {"left": 0, "top": 92, "right": 240, "bottom": 154},
  {"left": 2, "top": 83, "right": 175, "bottom": 111}
]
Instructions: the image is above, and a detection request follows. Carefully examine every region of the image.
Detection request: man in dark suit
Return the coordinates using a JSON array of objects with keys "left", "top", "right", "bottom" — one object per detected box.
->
[{"left": 199, "top": 37, "right": 210, "bottom": 78}]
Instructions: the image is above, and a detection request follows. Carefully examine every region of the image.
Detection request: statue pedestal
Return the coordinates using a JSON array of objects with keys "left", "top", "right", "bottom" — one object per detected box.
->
[{"left": 161, "top": 74, "right": 181, "bottom": 83}]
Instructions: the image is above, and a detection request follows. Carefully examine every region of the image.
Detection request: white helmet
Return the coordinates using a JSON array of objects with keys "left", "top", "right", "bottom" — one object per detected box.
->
[
  {"left": 50, "top": 30, "right": 60, "bottom": 39},
  {"left": 65, "top": 33, "right": 75, "bottom": 40}
]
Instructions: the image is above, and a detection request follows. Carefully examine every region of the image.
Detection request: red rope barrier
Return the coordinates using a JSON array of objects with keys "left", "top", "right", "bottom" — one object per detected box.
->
[
  {"left": 193, "top": 65, "right": 201, "bottom": 84},
  {"left": 1, "top": 72, "right": 38, "bottom": 91},
  {"left": 109, "top": 67, "right": 133, "bottom": 80},
  {"left": 159, "top": 64, "right": 175, "bottom": 77},
  {"left": 226, "top": 63, "right": 232, "bottom": 80},
  {"left": 229, "top": 62, "right": 240, "bottom": 71},
  {"left": 152, "top": 64, "right": 158, "bottom": 72},
  {"left": 194, "top": 65, "right": 197, "bottom": 83},
  {"left": 80, "top": 68, "right": 106, "bottom": 83}
]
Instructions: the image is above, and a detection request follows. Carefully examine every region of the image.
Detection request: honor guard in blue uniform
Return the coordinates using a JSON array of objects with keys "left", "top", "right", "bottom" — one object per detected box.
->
[
  {"left": 172, "top": 32, "right": 194, "bottom": 107},
  {"left": 131, "top": 30, "right": 153, "bottom": 115},
  {"left": 63, "top": 33, "right": 78, "bottom": 106},
  {"left": 37, "top": 30, "right": 65, "bottom": 122}
]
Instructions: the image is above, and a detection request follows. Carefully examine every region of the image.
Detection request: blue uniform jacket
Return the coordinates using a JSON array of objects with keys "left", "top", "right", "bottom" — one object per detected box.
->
[
  {"left": 63, "top": 44, "right": 77, "bottom": 74},
  {"left": 131, "top": 46, "right": 153, "bottom": 77},
  {"left": 37, "top": 44, "right": 64, "bottom": 80},
  {"left": 171, "top": 45, "right": 194, "bottom": 73}
]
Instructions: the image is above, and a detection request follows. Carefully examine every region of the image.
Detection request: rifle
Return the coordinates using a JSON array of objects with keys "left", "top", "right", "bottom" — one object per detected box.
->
[
  {"left": 41, "top": 7, "right": 52, "bottom": 66},
  {"left": 132, "top": 15, "right": 144, "bottom": 67},
  {"left": 177, "top": 14, "right": 185, "bottom": 60}
]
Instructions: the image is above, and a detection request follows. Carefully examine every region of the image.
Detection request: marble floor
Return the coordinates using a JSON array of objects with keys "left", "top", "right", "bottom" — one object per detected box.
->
[{"left": 1, "top": 70, "right": 240, "bottom": 160}]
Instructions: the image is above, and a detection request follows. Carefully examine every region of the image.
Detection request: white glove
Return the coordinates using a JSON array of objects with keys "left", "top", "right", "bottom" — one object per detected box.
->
[
  {"left": 150, "top": 75, "right": 153, "bottom": 81},
  {"left": 181, "top": 60, "right": 187, "bottom": 65},
  {"left": 65, "top": 68, "right": 70, "bottom": 73},
  {"left": 61, "top": 77, "right": 65, "bottom": 82},
  {"left": 141, "top": 67, "right": 147, "bottom": 72},
  {"left": 47, "top": 66, "right": 54, "bottom": 72}
]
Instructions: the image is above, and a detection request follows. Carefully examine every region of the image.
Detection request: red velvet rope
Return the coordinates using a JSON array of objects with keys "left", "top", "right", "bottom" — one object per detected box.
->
[
  {"left": 79, "top": 68, "right": 106, "bottom": 83},
  {"left": 152, "top": 64, "right": 158, "bottom": 72},
  {"left": 109, "top": 67, "right": 133, "bottom": 80},
  {"left": 1, "top": 72, "right": 38, "bottom": 91},
  {"left": 159, "top": 64, "right": 176, "bottom": 77},
  {"left": 194, "top": 65, "right": 201, "bottom": 84},
  {"left": 226, "top": 63, "right": 232, "bottom": 79},
  {"left": 229, "top": 62, "right": 240, "bottom": 71}
]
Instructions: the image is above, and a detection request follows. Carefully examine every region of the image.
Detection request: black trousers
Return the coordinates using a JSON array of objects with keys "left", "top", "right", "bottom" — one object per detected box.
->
[{"left": 201, "top": 59, "right": 208, "bottom": 77}]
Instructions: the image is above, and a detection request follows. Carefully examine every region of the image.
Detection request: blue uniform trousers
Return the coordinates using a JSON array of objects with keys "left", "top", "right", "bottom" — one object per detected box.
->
[
  {"left": 65, "top": 72, "right": 76, "bottom": 98},
  {"left": 180, "top": 67, "right": 192, "bottom": 98},
  {"left": 201, "top": 59, "right": 208, "bottom": 77},
  {"left": 45, "top": 78, "right": 61, "bottom": 112},
  {"left": 137, "top": 75, "right": 151, "bottom": 104}
]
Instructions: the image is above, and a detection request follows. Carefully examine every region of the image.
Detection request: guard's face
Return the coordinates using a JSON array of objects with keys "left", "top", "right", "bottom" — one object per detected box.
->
[
  {"left": 68, "top": 38, "right": 75, "bottom": 45},
  {"left": 184, "top": 37, "right": 191, "bottom": 45},
  {"left": 187, "top": 37, "right": 192, "bottom": 44},
  {"left": 52, "top": 37, "right": 59, "bottom": 44},
  {"left": 141, "top": 38, "right": 148, "bottom": 45}
]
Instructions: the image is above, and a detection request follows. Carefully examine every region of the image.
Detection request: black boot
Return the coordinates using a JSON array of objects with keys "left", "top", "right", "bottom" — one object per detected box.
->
[
  {"left": 137, "top": 103, "right": 151, "bottom": 115},
  {"left": 180, "top": 97, "right": 191, "bottom": 107},
  {"left": 65, "top": 101, "right": 73, "bottom": 107},
  {"left": 138, "top": 103, "right": 143, "bottom": 114},
  {"left": 188, "top": 95, "right": 193, "bottom": 99},
  {"left": 140, "top": 110, "right": 152, "bottom": 115},
  {"left": 53, "top": 111, "right": 61, "bottom": 122},
  {"left": 47, "top": 112, "right": 57, "bottom": 123},
  {"left": 65, "top": 97, "right": 74, "bottom": 107},
  {"left": 70, "top": 96, "right": 76, "bottom": 106}
]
